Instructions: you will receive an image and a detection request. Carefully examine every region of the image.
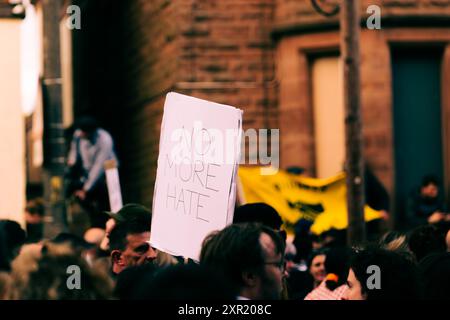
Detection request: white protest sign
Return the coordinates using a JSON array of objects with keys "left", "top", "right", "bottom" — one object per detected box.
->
[
  {"left": 104, "top": 160, "right": 123, "bottom": 213},
  {"left": 150, "top": 92, "right": 243, "bottom": 261}
]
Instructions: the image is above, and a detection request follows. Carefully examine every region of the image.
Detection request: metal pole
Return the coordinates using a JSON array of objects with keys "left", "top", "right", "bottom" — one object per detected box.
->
[
  {"left": 341, "top": 0, "right": 366, "bottom": 246},
  {"left": 42, "top": 0, "right": 67, "bottom": 238}
]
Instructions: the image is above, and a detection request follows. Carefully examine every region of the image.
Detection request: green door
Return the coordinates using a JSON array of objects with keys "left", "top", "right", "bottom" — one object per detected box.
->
[{"left": 391, "top": 48, "right": 444, "bottom": 229}]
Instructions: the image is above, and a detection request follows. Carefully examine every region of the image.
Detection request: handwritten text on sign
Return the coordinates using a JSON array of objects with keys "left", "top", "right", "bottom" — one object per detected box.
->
[{"left": 151, "top": 92, "right": 242, "bottom": 260}]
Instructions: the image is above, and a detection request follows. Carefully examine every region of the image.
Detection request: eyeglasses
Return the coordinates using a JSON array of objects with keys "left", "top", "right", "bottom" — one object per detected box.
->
[{"left": 264, "top": 260, "right": 286, "bottom": 272}]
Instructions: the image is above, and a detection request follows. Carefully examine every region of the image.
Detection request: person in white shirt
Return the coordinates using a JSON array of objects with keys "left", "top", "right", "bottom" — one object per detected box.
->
[{"left": 66, "top": 116, "right": 118, "bottom": 227}]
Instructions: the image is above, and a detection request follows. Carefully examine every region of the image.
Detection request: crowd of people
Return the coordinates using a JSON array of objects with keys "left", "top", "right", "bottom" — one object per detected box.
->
[
  {"left": 0, "top": 200, "right": 449, "bottom": 300},
  {"left": 1, "top": 117, "right": 449, "bottom": 300}
]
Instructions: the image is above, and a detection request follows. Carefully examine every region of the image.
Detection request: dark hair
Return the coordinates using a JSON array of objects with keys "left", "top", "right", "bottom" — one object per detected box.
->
[
  {"left": 22, "top": 249, "right": 112, "bottom": 299},
  {"left": 200, "top": 223, "right": 285, "bottom": 294},
  {"left": 131, "top": 264, "right": 235, "bottom": 300},
  {"left": 0, "top": 220, "right": 26, "bottom": 271},
  {"left": 74, "top": 116, "right": 98, "bottom": 134},
  {"left": 109, "top": 212, "right": 152, "bottom": 252},
  {"left": 350, "top": 247, "right": 420, "bottom": 300},
  {"left": 108, "top": 203, "right": 152, "bottom": 224},
  {"left": 51, "top": 233, "right": 94, "bottom": 251},
  {"left": 408, "top": 225, "right": 446, "bottom": 262},
  {"left": 291, "top": 219, "right": 314, "bottom": 262},
  {"left": 419, "top": 252, "right": 450, "bottom": 299},
  {"left": 233, "top": 203, "right": 283, "bottom": 231},
  {"left": 421, "top": 175, "right": 439, "bottom": 188},
  {"left": 378, "top": 231, "right": 415, "bottom": 262},
  {"left": 322, "top": 228, "right": 347, "bottom": 247},
  {"left": 26, "top": 199, "right": 45, "bottom": 217},
  {"left": 379, "top": 231, "right": 404, "bottom": 246},
  {"left": 114, "top": 263, "right": 158, "bottom": 300},
  {"left": 307, "top": 248, "right": 328, "bottom": 270},
  {"left": 324, "top": 247, "right": 351, "bottom": 291}
]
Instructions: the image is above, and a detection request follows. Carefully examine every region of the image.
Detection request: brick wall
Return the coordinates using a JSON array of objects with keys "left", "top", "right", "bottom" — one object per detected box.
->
[
  {"left": 74, "top": 0, "right": 450, "bottom": 209},
  {"left": 274, "top": 0, "right": 450, "bottom": 196},
  {"left": 92, "top": 0, "right": 278, "bottom": 207},
  {"left": 73, "top": 0, "right": 180, "bottom": 208},
  {"left": 275, "top": 0, "right": 340, "bottom": 29},
  {"left": 74, "top": 0, "right": 278, "bottom": 207},
  {"left": 176, "top": 0, "right": 278, "bottom": 130},
  {"left": 381, "top": 0, "right": 450, "bottom": 15},
  {"left": 114, "top": 0, "right": 180, "bottom": 207},
  {"left": 275, "top": 0, "right": 450, "bottom": 30}
]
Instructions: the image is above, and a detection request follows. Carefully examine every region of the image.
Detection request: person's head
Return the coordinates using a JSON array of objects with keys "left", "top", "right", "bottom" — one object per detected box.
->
[
  {"left": 420, "top": 175, "right": 440, "bottom": 199},
  {"left": 114, "top": 263, "right": 159, "bottom": 300},
  {"left": 419, "top": 252, "right": 450, "bottom": 299},
  {"left": 344, "top": 247, "right": 420, "bottom": 300},
  {"left": 379, "top": 231, "right": 406, "bottom": 249},
  {"left": 20, "top": 243, "right": 113, "bottom": 299},
  {"left": 131, "top": 264, "right": 235, "bottom": 300},
  {"left": 322, "top": 228, "right": 346, "bottom": 247},
  {"left": 307, "top": 248, "right": 328, "bottom": 286},
  {"left": 200, "top": 223, "right": 286, "bottom": 300},
  {"left": 292, "top": 219, "right": 314, "bottom": 262},
  {"left": 51, "top": 233, "right": 96, "bottom": 266},
  {"left": 311, "top": 234, "right": 322, "bottom": 250},
  {"left": 101, "top": 204, "right": 152, "bottom": 252},
  {"left": 25, "top": 199, "right": 45, "bottom": 225},
  {"left": 0, "top": 272, "right": 12, "bottom": 300},
  {"left": 233, "top": 203, "right": 285, "bottom": 241},
  {"left": 379, "top": 231, "right": 415, "bottom": 262},
  {"left": 408, "top": 225, "right": 446, "bottom": 262},
  {"left": 324, "top": 247, "right": 351, "bottom": 291},
  {"left": 52, "top": 233, "right": 93, "bottom": 251},
  {"left": 9, "top": 243, "right": 43, "bottom": 298},
  {"left": 0, "top": 220, "right": 26, "bottom": 271},
  {"left": 74, "top": 116, "right": 99, "bottom": 137},
  {"left": 109, "top": 209, "right": 155, "bottom": 274},
  {"left": 284, "top": 242, "right": 298, "bottom": 275}
]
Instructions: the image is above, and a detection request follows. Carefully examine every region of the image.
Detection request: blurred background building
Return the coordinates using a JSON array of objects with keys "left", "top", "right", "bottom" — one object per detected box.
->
[
  {"left": 0, "top": 0, "right": 41, "bottom": 226},
  {"left": 1, "top": 0, "right": 450, "bottom": 229}
]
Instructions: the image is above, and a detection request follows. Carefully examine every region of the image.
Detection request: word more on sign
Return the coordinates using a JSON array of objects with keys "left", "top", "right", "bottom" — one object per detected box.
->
[{"left": 150, "top": 92, "right": 243, "bottom": 261}]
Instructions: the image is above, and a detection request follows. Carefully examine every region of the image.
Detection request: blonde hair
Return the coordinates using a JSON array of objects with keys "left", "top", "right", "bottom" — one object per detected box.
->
[
  {"left": 0, "top": 272, "right": 13, "bottom": 300},
  {"left": 9, "top": 243, "right": 43, "bottom": 299},
  {"left": 11, "top": 243, "right": 113, "bottom": 300},
  {"left": 379, "top": 232, "right": 415, "bottom": 262},
  {"left": 384, "top": 235, "right": 408, "bottom": 251}
]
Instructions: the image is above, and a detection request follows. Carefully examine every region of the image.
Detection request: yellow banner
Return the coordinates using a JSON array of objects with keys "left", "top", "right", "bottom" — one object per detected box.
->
[{"left": 238, "top": 167, "right": 382, "bottom": 235}]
